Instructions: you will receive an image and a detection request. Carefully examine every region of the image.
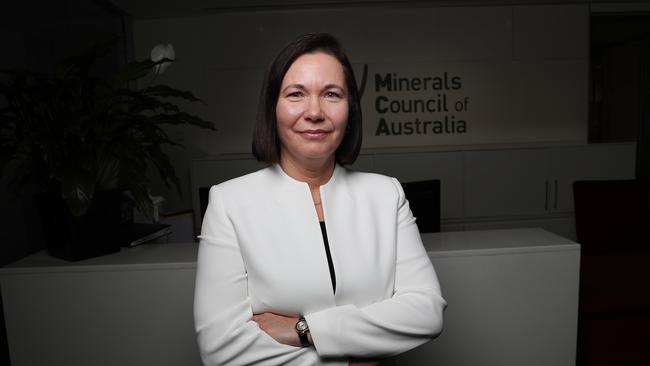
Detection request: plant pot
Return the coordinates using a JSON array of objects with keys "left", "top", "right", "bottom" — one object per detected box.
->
[{"left": 37, "top": 188, "right": 129, "bottom": 261}]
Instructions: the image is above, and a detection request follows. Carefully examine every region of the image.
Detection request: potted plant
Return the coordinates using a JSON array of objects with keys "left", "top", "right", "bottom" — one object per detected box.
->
[{"left": 0, "top": 40, "right": 215, "bottom": 261}]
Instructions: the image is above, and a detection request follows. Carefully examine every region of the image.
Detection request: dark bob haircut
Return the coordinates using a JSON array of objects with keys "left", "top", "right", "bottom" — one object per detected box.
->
[{"left": 252, "top": 33, "right": 362, "bottom": 165}]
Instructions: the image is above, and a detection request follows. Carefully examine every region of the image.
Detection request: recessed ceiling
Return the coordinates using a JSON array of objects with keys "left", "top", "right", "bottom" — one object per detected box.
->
[
  {"left": 106, "top": 0, "right": 650, "bottom": 19},
  {"left": 3, "top": 0, "right": 646, "bottom": 22}
]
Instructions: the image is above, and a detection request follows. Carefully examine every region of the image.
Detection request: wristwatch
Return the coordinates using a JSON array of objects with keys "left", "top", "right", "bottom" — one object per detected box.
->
[{"left": 295, "top": 317, "right": 310, "bottom": 347}]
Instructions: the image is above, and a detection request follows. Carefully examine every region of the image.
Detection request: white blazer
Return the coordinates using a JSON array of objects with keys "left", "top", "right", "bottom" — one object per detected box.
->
[{"left": 194, "top": 164, "right": 446, "bottom": 366}]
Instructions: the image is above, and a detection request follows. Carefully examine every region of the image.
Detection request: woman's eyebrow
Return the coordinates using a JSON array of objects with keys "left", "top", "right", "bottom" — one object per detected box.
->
[
  {"left": 324, "top": 83, "right": 346, "bottom": 91},
  {"left": 281, "top": 83, "right": 347, "bottom": 93},
  {"left": 281, "top": 84, "right": 306, "bottom": 93}
]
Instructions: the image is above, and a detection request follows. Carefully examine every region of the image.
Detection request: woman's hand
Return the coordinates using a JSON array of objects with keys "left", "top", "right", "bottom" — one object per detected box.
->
[
  {"left": 252, "top": 312, "right": 302, "bottom": 347},
  {"left": 253, "top": 313, "right": 379, "bottom": 365}
]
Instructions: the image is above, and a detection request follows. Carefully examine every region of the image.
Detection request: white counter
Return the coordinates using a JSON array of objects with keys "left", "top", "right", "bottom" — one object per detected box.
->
[
  {"left": 1, "top": 243, "right": 202, "bottom": 366},
  {"left": 399, "top": 228, "right": 580, "bottom": 366},
  {"left": 1, "top": 228, "right": 580, "bottom": 366}
]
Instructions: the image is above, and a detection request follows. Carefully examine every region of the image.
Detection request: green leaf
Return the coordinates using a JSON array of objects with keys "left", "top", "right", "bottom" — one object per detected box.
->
[
  {"left": 123, "top": 176, "right": 154, "bottom": 222},
  {"left": 115, "top": 60, "right": 156, "bottom": 83},
  {"left": 142, "top": 85, "right": 203, "bottom": 103},
  {"left": 150, "top": 112, "right": 216, "bottom": 130},
  {"left": 95, "top": 152, "right": 120, "bottom": 190},
  {"left": 59, "top": 176, "right": 95, "bottom": 217}
]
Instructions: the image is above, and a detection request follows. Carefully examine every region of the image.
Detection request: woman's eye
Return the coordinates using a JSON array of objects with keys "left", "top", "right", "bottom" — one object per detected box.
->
[
  {"left": 287, "top": 91, "right": 303, "bottom": 99},
  {"left": 325, "top": 91, "right": 342, "bottom": 99}
]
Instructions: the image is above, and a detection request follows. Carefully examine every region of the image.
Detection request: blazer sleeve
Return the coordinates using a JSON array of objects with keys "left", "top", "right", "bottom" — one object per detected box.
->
[
  {"left": 305, "top": 177, "right": 447, "bottom": 358},
  {"left": 193, "top": 186, "right": 346, "bottom": 366}
]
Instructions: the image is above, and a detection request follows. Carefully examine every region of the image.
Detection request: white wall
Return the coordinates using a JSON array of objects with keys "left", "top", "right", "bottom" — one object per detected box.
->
[{"left": 132, "top": 3, "right": 589, "bottom": 211}]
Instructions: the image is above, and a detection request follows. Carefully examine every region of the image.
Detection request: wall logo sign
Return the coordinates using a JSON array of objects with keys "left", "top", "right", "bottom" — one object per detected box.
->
[
  {"left": 354, "top": 61, "right": 585, "bottom": 148},
  {"left": 358, "top": 64, "right": 472, "bottom": 145},
  {"left": 373, "top": 71, "right": 467, "bottom": 136}
]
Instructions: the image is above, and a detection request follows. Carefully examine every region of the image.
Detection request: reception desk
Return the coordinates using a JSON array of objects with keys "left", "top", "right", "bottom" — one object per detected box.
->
[
  {"left": 1, "top": 228, "right": 579, "bottom": 365},
  {"left": 398, "top": 228, "right": 580, "bottom": 366}
]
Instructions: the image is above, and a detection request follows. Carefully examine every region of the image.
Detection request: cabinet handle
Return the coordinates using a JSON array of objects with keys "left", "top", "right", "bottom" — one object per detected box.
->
[
  {"left": 545, "top": 180, "right": 549, "bottom": 211},
  {"left": 554, "top": 180, "right": 558, "bottom": 210}
]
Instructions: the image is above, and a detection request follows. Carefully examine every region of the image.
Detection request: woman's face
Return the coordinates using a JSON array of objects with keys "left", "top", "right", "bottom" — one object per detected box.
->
[{"left": 276, "top": 52, "right": 349, "bottom": 166}]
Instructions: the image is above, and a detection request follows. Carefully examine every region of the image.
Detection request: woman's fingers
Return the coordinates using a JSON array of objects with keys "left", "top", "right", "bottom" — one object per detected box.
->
[{"left": 252, "top": 312, "right": 301, "bottom": 346}]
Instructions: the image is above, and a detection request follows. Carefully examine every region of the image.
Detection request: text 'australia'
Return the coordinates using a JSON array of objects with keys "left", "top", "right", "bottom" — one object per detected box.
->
[{"left": 375, "top": 116, "right": 467, "bottom": 136}]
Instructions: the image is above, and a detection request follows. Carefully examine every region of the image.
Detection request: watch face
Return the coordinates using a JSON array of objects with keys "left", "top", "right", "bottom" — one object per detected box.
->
[{"left": 296, "top": 320, "right": 308, "bottom": 332}]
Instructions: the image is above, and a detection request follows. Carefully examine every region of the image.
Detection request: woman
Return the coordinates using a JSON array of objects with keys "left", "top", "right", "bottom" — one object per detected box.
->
[{"left": 194, "top": 33, "right": 446, "bottom": 366}]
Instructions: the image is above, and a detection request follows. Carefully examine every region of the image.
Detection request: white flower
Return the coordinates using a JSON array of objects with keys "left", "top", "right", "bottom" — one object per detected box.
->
[{"left": 150, "top": 43, "right": 175, "bottom": 74}]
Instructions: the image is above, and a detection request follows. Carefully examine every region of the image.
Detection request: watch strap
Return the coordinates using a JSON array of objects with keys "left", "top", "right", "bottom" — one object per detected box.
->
[{"left": 295, "top": 317, "right": 310, "bottom": 347}]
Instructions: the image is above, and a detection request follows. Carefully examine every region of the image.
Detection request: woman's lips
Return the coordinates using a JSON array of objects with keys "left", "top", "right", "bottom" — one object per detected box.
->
[{"left": 300, "top": 129, "right": 329, "bottom": 139}]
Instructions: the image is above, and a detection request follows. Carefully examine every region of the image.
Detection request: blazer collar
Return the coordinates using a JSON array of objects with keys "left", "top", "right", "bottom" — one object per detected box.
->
[
  {"left": 268, "top": 163, "right": 349, "bottom": 202},
  {"left": 269, "top": 163, "right": 343, "bottom": 189}
]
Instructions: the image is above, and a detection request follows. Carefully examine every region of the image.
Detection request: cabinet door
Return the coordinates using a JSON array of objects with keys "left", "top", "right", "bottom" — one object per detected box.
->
[
  {"left": 550, "top": 143, "right": 637, "bottom": 213},
  {"left": 372, "top": 152, "right": 464, "bottom": 219},
  {"left": 464, "top": 149, "right": 550, "bottom": 217}
]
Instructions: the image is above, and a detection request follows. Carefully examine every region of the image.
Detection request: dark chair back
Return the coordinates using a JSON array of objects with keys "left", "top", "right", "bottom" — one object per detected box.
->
[
  {"left": 573, "top": 179, "right": 649, "bottom": 252},
  {"left": 199, "top": 187, "right": 211, "bottom": 220},
  {"left": 401, "top": 180, "right": 441, "bottom": 233}
]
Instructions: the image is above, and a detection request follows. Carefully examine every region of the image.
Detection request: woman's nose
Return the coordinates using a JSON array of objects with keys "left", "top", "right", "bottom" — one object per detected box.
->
[{"left": 304, "top": 96, "right": 324, "bottom": 122}]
